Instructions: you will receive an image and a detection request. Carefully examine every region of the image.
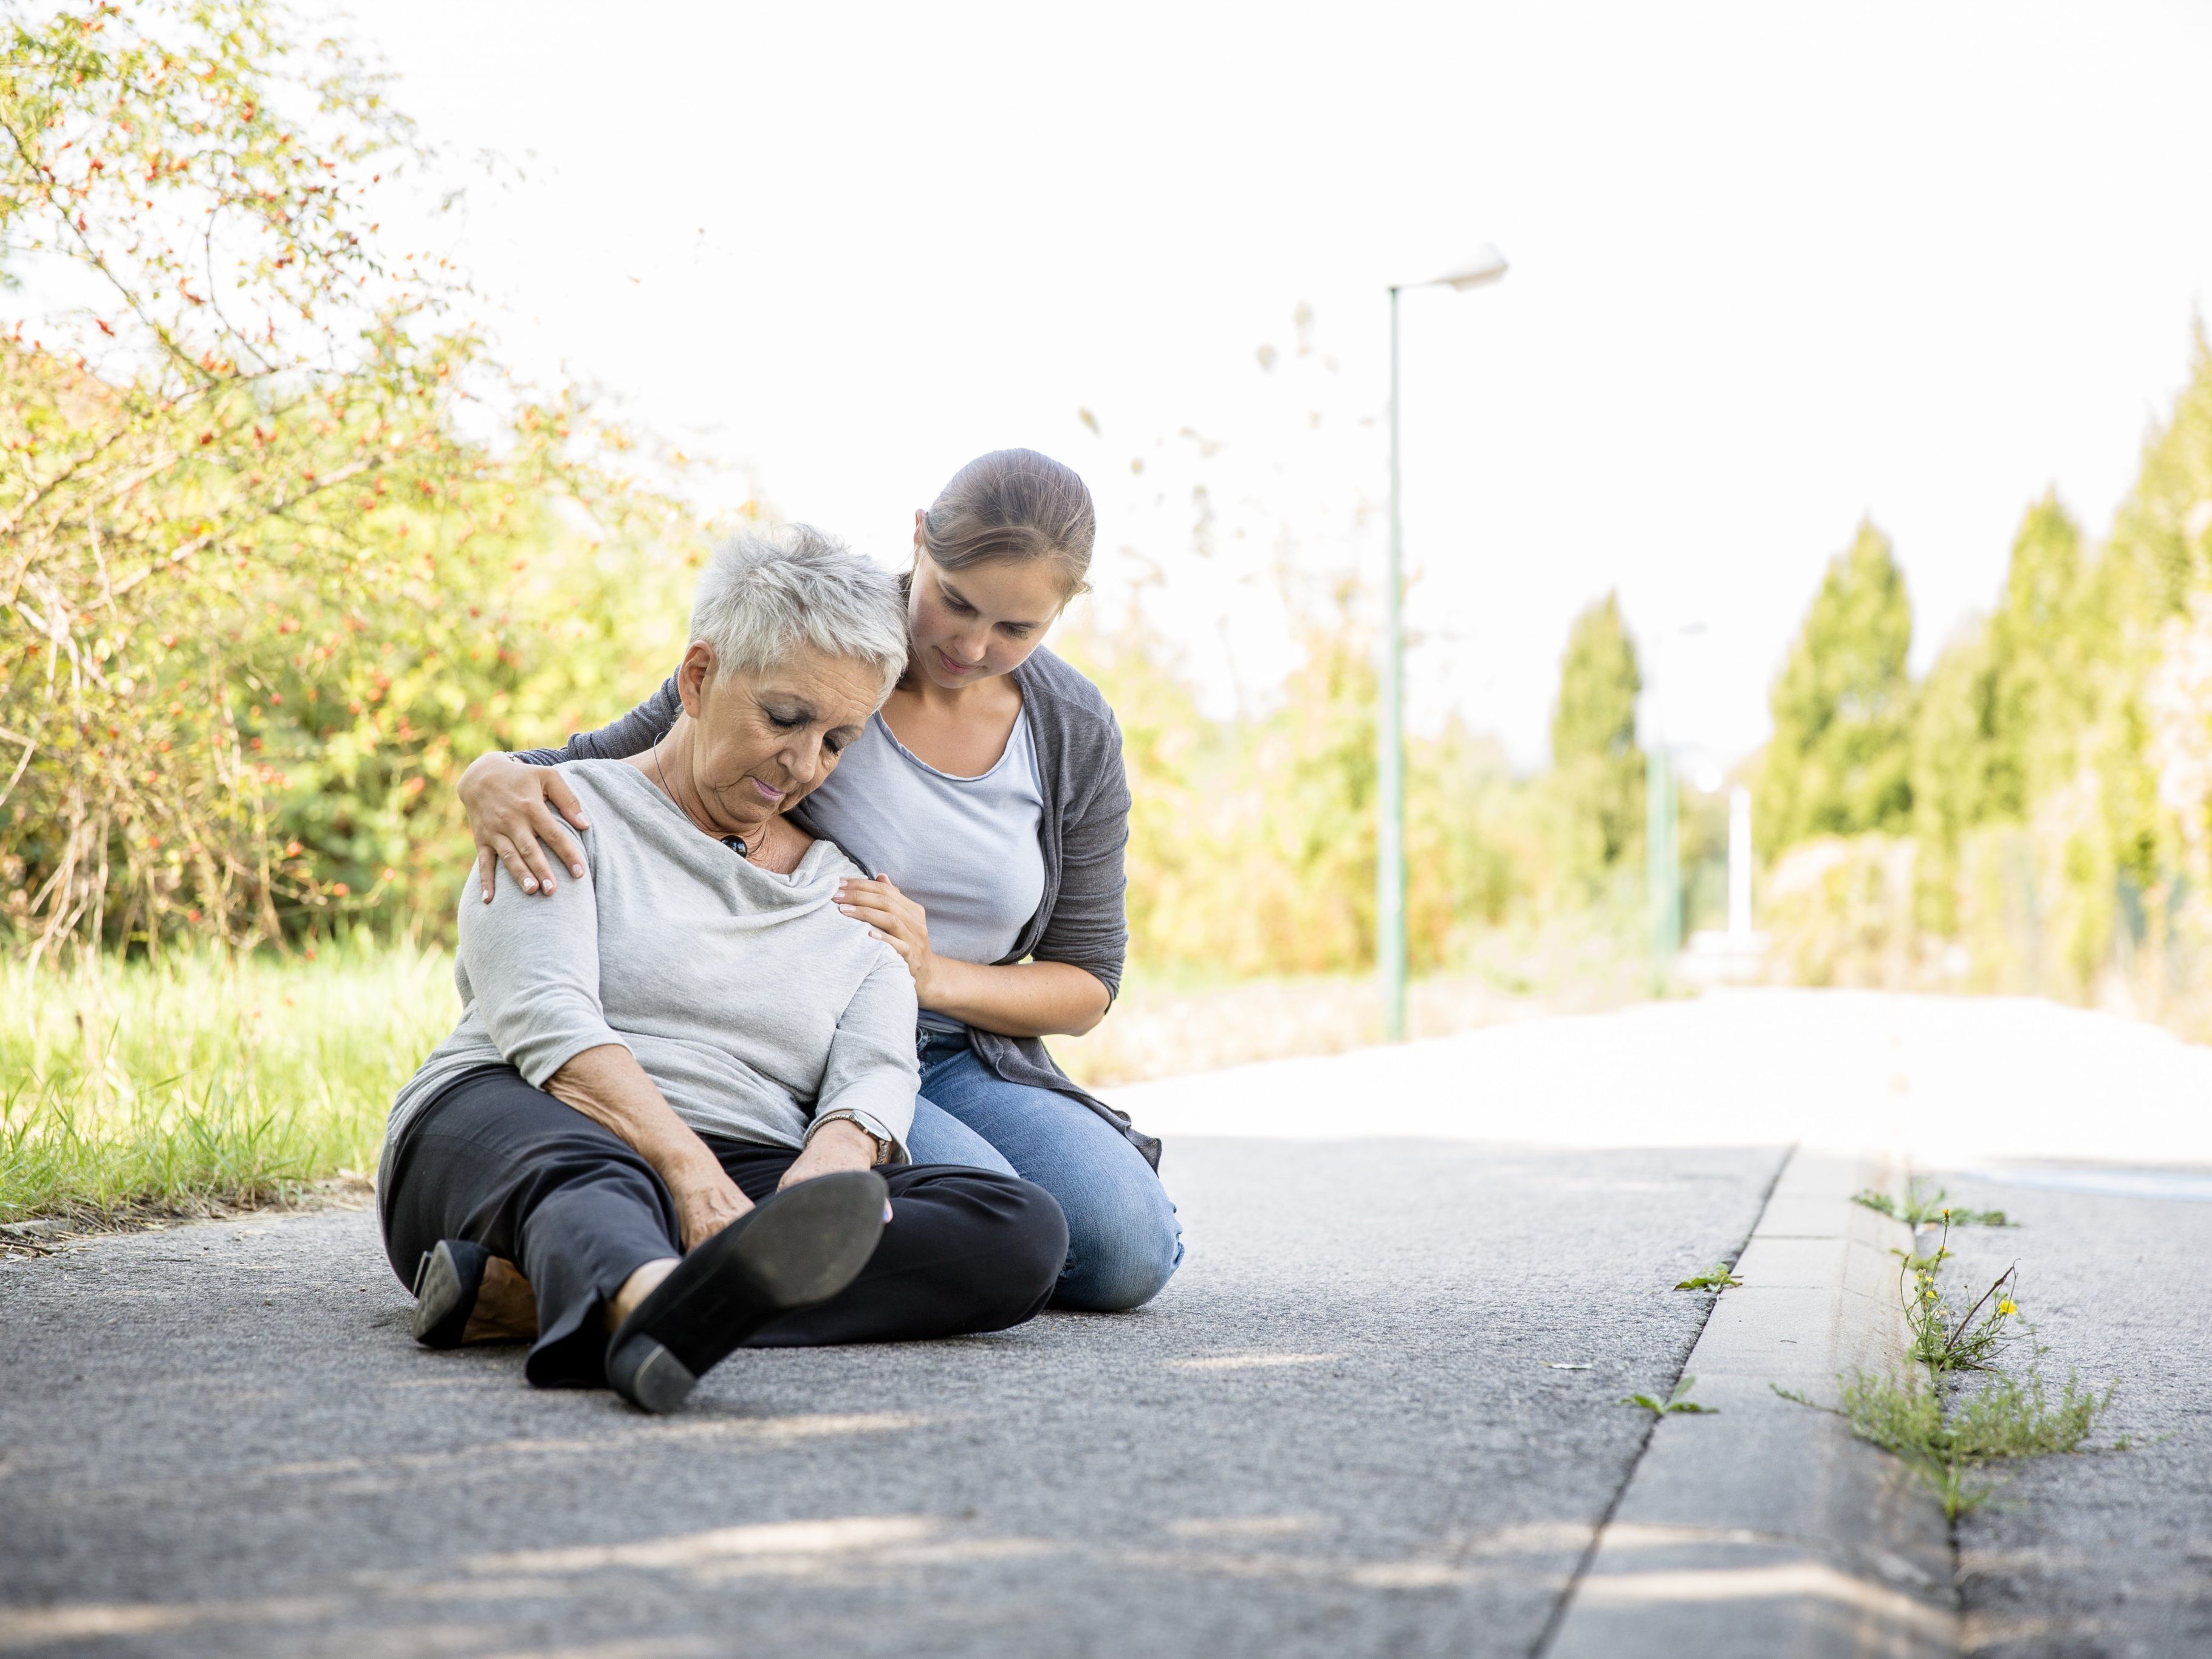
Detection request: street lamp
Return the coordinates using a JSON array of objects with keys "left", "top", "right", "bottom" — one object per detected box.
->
[
  {"left": 1642, "top": 621, "right": 1706, "bottom": 973},
  {"left": 1381, "top": 245, "right": 1508, "bottom": 1043}
]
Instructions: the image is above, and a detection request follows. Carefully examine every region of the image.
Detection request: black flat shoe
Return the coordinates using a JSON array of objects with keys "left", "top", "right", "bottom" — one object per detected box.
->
[
  {"left": 605, "top": 1171, "right": 888, "bottom": 1414},
  {"left": 411, "top": 1239, "right": 492, "bottom": 1349}
]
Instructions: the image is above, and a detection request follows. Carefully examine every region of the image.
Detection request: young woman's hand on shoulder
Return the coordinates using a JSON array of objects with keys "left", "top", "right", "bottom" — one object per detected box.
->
[
  {"left": 834, "top": 874, "right": 939, "bottom": 999},
  {"left": 458, "top": 754, "right": 592, "bottom": 902}
]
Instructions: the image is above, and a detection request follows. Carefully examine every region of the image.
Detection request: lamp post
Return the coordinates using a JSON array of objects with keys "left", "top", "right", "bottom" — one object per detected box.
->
[
  {"left": 1382, "top": 246, "right": 1508, "bottom": 1043},
  {"left": 1641, "top": 621, "right": 1705, "bottom": 974}
]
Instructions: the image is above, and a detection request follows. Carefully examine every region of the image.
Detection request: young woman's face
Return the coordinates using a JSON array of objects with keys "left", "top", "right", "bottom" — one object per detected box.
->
[{"left": 906, "top": 515, "right": 1073, "bottom": 691}]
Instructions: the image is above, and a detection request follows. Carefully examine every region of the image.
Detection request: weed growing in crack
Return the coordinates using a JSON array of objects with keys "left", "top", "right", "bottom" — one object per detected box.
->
[
  {"left": 1674, "top": 1264, "right": 1742, "bottom": 1291},
  {"left": 1622, "top": 1375, "right": 1716, "bottom": 1417},
  {"left": 1948, "top": 1370, "right": 2111, "bottom": 1460},
  {"left": 1852, "top": 1178, "right": 2011, "bottom": 1229},
  {"left": 1782, "top": 1183, "right": 2114, "bottom": 1520},
  {"left": 1901, "top": 1216, "right": 2018, "bottom": 1374},
  {"left": 1815, "top": 1367, "right": 2109, "bottom": 1518}
]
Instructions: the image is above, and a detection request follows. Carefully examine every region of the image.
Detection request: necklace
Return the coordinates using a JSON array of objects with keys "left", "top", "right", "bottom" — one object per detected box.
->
[{"left": 651, "top": 736, "right": 748, "bottom": 860}]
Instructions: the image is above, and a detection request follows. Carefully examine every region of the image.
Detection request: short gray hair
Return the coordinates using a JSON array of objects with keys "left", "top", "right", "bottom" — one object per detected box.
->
[{"left": 688, "top": 523, "right": 909, "bottom": 704}]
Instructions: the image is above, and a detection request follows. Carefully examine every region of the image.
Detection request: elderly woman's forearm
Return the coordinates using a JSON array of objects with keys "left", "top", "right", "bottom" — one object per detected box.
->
[
  {"left": 923, "top": 958, "right": 1110, "bottom": 1038},
  {"left": 544, "top": 1044, "right": 722, "bottom": 1178}
]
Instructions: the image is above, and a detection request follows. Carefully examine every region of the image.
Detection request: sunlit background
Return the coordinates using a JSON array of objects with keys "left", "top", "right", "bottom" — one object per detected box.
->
[{"left": 358, "top": 1, "right": 2212, "bottom": 767}]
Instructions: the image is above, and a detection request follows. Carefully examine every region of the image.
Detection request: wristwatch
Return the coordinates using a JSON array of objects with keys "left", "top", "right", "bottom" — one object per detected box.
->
[{"left": 810, "top": 1109, "right": 894, "bottom": 1167}]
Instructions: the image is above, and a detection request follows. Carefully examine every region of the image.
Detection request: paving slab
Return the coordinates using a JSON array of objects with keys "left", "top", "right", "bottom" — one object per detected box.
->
[
  {"left": 1939, "top": 1165, "right": 2212, "bottom": 1658},
  {"left": 0, "top": 1137, "right": 1781, "bottom": 1659}
]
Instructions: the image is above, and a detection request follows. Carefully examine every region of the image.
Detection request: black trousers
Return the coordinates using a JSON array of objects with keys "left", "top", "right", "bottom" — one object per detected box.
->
[{"left": 381, "top": 1066, "right": 1069, "bottom": 1388}]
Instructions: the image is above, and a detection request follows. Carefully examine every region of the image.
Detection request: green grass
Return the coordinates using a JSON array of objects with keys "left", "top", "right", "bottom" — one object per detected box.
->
[{"left": 0, "top": 942, "right": 459, "bottom": 1223}]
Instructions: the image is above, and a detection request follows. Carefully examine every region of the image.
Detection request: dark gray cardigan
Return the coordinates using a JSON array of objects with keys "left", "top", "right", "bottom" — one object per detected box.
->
[{"left": 512, "top": 646, "right": 1157, "bottom": 1169}]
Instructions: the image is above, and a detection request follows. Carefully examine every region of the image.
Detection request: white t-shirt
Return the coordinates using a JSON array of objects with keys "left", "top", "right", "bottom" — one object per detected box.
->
[{"left": 804, "top": 708, "right": 1048, "bottom": 1034}]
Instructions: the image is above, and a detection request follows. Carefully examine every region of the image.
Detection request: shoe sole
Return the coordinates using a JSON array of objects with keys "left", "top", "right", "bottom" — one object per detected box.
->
[
  {"left": 606, "top": 1171, "right": 886, "bottom": 1414},
  {"left": 411, "top": 1240, "right": 481, "bottom": 1349}
]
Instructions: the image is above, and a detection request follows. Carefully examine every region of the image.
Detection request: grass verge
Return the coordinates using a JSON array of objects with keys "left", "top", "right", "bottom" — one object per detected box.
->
[
  {"left": 2, "top": 921, "right": 1656, "bottom": 1222},
  {"left": 1, "top": 943, "right": 458, "bottom": 1223}
]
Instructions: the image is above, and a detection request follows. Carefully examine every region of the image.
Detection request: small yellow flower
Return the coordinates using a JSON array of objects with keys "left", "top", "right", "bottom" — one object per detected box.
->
[{"left": 1997, "top": 1299, "right": 2017, "bottom": 1316}]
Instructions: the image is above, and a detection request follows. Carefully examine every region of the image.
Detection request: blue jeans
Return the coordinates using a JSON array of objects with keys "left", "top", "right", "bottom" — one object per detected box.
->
[{"left": 906, "top": 1031, "right": 1182, "bottom": 1312}]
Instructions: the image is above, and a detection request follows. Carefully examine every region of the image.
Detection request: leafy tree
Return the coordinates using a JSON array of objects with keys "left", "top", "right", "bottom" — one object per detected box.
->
[
  {"left": 0, "top": 1, "right": 687, "bottom": 956},
  {"left": 1250, "top": 578, "right": 1380, "bottom": 970},
  {"left": 1060, "top": 572, "right": 1532, "bottom": 979},
  {"left": 1547, "top": 591, "right": 1643, "bottom": 886},
  {"left": 1405, "top": 717, "right": 1522, "bottom": 960},
  {"left": 1759, "top": 521, "right": 1916, "bottom": 850}
]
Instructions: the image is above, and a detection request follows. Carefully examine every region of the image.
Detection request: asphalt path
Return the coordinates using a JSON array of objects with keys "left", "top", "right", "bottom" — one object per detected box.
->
[
  {"left": 1938, "top": 1164, "right": 2212, "bottom": 1658},
  {"left": 0, "top": 1137, "right": 1781, "bottom": 1659}
]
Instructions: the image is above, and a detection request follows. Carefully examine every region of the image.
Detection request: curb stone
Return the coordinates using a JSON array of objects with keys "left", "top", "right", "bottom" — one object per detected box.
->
[{"left": 1543, "top": 1148, "right": 1957, "bottom": 1659}]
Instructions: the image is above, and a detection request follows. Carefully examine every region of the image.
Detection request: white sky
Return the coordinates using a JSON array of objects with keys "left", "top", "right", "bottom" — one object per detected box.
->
[{"left": 349, "top": 1, "right": 2212, "bottom": 773}]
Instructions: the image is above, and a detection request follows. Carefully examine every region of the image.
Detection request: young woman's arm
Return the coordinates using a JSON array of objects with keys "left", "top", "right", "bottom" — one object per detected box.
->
[
  {"left": 457, "top": 677, "right": 681, "bottom": 901},
  {"left": 831, "top": 877, "right": 1111, "bottom": 1037},
  {"left": 925, "top": 958, "right": 1112, "bottom": 1037},
  {"left": 1027, "top": 708, "right": 1132, "bottom": 1005},
  {"left": 834, "top": 707, "right": 1131, "bottom": 1040}
]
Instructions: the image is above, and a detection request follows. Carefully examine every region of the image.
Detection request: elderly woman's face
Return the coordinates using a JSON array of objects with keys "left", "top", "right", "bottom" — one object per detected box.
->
[{"left": 674, "top": 642, "right": 879, "bottom": 831}]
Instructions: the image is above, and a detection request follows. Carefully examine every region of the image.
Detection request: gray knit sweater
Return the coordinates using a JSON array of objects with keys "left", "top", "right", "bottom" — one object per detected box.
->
[
  {"left": 380, "top": 762, "right": 920, "bottom": 1199},
  {"left": 513, "top": 647, "right": 1156, "bottom": 1168}
]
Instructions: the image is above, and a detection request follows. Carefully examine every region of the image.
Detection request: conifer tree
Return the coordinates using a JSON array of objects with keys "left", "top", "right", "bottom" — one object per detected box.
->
[
  {"left": 1988, "top": 494, "right": 2094, "bottom": 809},
  {"left": 1549, "top": 592, "right": 1644, "bottom": 882},
  {"left": 1759, "top": 521, "right": 1916, "bottom": 850},
  {"left": 1905, "top": 619, "right": 2005, "bottom": 931}
]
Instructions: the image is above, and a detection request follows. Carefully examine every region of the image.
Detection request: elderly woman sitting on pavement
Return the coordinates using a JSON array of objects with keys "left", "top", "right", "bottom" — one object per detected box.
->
[{"left": 377, "top": 525, "right": 1069, "bottom": 1413}]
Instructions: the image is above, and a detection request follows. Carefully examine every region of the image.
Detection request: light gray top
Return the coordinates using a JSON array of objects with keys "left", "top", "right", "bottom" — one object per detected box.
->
[
  {"left": 379, "top": 761, "right": 919, "bottom": 1195},
  {"left": 806, "top": 710, "right": 1046, "bottom": 1035}
]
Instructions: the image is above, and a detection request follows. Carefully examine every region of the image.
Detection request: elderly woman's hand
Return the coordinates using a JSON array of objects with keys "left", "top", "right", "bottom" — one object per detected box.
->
[
  {"left": 667, "top": 1158, "right": 755, "bottom": 1251},
  {"left": 460, "top": 754, "right": 591, "bottom": 903},
  {"left": 834, "top": 875, "right": 940, "bottom": 1002},
  {"left": 779, "top": 1119, "right": 895, "bottom": 1220}
]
